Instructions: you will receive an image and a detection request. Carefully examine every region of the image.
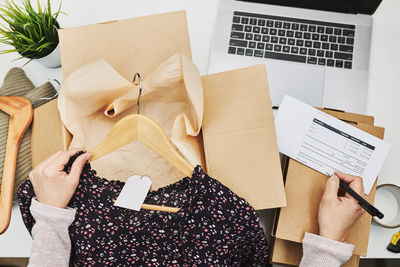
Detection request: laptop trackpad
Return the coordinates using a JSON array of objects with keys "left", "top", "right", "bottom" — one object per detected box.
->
[{"left": 254, "top": 59, "right": 325, "bottom": 108}]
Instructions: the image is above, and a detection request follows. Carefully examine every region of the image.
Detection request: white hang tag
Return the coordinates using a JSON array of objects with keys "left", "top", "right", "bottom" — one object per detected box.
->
[{"left": 114, "top": 175, "right": 152, "bottom": 211}]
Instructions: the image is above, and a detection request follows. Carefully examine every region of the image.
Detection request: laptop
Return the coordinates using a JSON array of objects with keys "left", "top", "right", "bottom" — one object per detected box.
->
[{"left": 208, "top": 0, "right": 382, "bottom": 114}]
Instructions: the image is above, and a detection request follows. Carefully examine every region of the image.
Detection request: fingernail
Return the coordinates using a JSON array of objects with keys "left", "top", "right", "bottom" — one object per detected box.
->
[{"left": 330, "top": 174, "right": 338, "bottom": 180}]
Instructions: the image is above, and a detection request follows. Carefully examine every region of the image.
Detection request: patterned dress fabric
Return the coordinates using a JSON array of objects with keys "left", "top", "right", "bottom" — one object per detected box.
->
[{"left": 18, "top": 153, "right": 269, "bottom": 266}]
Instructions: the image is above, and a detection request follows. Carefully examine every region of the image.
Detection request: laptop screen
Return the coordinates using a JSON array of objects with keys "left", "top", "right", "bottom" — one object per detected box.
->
[{"left": 238, "top": 0, "right": 382, "bottom": 15}]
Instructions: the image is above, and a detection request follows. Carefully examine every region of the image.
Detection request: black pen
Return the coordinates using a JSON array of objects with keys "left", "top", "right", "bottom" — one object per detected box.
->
[{"left": 339, "top": 179, "right": 384, "bottom": 219}]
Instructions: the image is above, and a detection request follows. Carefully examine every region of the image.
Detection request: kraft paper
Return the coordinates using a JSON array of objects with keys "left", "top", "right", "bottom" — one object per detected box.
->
[{"left": 58, "top": 53, "right": 203, "bottom": 188}]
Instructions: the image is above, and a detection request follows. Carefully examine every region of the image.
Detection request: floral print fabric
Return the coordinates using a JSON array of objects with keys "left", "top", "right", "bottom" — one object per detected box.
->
[{"left": 18, "top": 153, "right": 269, "bottom": 266}]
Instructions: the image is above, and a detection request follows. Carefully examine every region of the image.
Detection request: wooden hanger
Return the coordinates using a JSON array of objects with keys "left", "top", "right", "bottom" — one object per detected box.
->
[
  {"left": 0, "top": 96, "right": 33, "bottom": 234},
  {"left": 88, "top": 73, "right": 194, "bottom": 213}
]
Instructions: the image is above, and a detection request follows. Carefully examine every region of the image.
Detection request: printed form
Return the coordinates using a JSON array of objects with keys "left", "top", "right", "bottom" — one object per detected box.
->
[{"left": 275, "top": 95, "right": 390, "bottom": 194}]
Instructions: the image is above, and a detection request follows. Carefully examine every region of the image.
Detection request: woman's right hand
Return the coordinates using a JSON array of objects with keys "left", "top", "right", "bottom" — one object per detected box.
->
[
  {"left": 28, "top": 149, "right": 91, "bottom": 209},
  {"left": 318, "top": 171, "right": 366, "bottom": 242}
]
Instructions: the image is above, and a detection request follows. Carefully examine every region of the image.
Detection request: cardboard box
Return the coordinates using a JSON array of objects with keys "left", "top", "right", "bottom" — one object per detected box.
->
[
  {"left": 31, "top": 11, "right": 286, "bottom": 210},
  {"left": 271, "top": 110, "right": 384, "bottom": 266}
]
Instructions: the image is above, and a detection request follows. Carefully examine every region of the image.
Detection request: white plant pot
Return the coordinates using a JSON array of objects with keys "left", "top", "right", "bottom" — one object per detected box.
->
[{"left": 35, "top": 44, "right": 61, "bottom": 68}]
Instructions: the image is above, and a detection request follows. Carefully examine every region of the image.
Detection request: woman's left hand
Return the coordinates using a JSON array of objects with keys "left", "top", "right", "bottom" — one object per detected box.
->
[{"left": 28, "top": 149, "right": 91, "bottom": 209}]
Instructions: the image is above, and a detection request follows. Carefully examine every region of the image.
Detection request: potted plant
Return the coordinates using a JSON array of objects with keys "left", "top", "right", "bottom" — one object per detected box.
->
[{"left": 0, "top": 0, "right": 63, "bottom": 67}]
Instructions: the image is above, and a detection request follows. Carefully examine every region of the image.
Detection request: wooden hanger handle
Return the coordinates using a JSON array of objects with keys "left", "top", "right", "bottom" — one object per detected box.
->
[
  {"left": 141, "top": 204, "right": 180, "bottom": 213},
  {"left": 0, "top": 96, "right": 33, "bottom": 234},
  {"left": 111, "top": 198, "right": 180, "bottom": 213},
  {"left": 0, "top": 135, "right": 19, "bottom": 234}
]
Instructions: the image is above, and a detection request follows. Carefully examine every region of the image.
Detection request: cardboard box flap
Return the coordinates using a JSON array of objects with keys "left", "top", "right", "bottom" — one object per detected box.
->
[
  {"left": 59, "top": 10, "right": 192, "bottom": 81},
  {"left": 275, "top": 123, "right": 385, "bottom": 256},
  {"left": 317, "top": 108, "right": 374, "bottom": 125},
  {"left": 271, "top": 238, "right": 303, "bottom": 266},
  {"left": 31, "top": 100, "right": 66, "bottom": 168},
  {"left": 201, "top": 65, "right": 286, "bottom": 210}
]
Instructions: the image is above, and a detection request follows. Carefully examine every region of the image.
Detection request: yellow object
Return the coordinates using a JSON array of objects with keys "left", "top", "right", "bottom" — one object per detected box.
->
[
  {"left": 390, "top": 232, "right": 400, "bottom": 245},
  {"left": 387, "top": 231, "right": 400, "bottom": 253}
]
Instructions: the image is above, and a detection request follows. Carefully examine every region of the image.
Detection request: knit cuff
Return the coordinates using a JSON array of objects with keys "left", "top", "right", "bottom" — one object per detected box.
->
[
  {"left": 303, "top": 232, "right": 354, "bottom": 262},
  {"left": 30, "top": 198, "right": 77, "bottom": 227}
]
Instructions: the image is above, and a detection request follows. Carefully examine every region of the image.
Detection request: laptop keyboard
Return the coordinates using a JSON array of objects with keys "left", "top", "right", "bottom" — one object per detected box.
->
[{"left": 229, "top": 11, "right": 355, "bottom": 69}]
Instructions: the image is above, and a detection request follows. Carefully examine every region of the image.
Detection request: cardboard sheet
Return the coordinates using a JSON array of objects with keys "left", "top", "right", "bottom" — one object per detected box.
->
[
  {"left": 59, "top": 11, "right": 192, "bottom": 81},
  {"left": 31, "top": 100, "right": 67, "bottom": 168},
  {"left": 202, "top": 65, "right": 286, "bottom": 210},
  {"left": 275, "top": 123, "right": 385, "bottom": 256},
  {"left": 58, "top": 54, "right": 204, "bottom": 188}
]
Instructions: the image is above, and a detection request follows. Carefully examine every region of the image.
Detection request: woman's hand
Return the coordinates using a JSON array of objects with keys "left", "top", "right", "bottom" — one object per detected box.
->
[
  {"left": 318, "top": 171, "right": 366, "bottom": 242},
  {"left": 28, "top": 149, "right": 91, "bottom": 209}
]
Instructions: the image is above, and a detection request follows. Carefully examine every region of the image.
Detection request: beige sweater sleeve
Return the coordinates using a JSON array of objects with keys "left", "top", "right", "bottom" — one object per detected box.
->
[
  {"left": 300, "top": 232, "right": 354, "bottom": 267},
  {"left": 28, "top": 198, "right": 76, "bottom": 267}
]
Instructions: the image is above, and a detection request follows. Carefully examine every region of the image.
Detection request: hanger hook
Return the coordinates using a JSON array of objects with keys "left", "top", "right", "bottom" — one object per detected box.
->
[
  {"left": 31, "top": 79, "right": 61, "bottom": 105},
  {"left": 133, "top": 73, "right": 142, "bottom": 114}
]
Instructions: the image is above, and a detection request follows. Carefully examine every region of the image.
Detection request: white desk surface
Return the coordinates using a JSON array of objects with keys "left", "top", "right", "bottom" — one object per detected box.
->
[{"left": 0, "top": 0, "right": 399, "bottom": 260}]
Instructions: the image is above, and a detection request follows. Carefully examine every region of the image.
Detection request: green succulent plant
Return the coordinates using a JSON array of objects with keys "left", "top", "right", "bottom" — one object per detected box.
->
[{"left": 0, "top": 0, "right": 63, "bottom": 61}]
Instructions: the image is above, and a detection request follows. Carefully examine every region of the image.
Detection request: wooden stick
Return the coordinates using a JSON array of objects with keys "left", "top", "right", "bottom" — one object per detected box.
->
[
  {"left": 141, "top": 204, "right": 180, "bottom": 213},
  {"left": 112, "top": 198, "right": 180, "bottom": 213}
]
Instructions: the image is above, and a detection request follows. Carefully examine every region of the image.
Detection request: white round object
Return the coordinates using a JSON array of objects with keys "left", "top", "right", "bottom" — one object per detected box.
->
[{"left": 373, "top": 184, "right": 400, "bottom": 228}]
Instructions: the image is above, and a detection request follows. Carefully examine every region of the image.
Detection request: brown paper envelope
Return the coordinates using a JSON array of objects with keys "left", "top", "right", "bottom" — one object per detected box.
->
[
  {"left": 271, "top": 238, "right": 360, "bottom": 267},
  {"left": 275, "top": 123, "right": 385, "bottom": 256},
  {"left": 59, "top": 10, "right": 192, "bottom": 81},
  {"left": 201, "top": 64, "right": 286, "bottom": 210}
]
